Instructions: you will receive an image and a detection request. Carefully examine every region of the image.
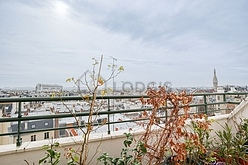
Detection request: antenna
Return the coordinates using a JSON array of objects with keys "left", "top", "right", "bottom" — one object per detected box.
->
[
  {"left": 109, "top": 56, "right": 117, "bottom": 92},
  {"left": 77, "top": 70, "right": 91, "bottom": 89},
  {"left": 109, "top": 56, "right": 117, "bottom": 131}
]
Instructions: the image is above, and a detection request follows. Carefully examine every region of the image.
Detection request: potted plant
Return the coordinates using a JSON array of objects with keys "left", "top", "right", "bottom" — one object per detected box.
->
[
  {"left": 138, "top": 86, "right": 194, "bottom": 164},
  {"left": 163, "top": 114, "right": 218, "bottom": 165},
  {"left": 214, "top": 121, "right": 248, "bottom": 165},
  {"left": 183, "top": 115, "right": 216, "bottom": 165},
  {"left": 237, "top": 118, "right": 248, "bottom": 165}
]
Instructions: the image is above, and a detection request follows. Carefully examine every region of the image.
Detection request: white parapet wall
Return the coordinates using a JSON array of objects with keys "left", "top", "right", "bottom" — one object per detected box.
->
[
  {"left": 0, "top": 97, "right": 247, "bottom": 165},
  {"left": 0, "top": 128, "right": 144, "bottom": 165},
  {"left": 228, "top": 97, "right": 248, "bottom": 126}
]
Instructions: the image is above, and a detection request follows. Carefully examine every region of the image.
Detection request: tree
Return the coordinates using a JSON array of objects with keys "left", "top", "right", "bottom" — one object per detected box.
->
[{"left": 60, "top": 55, "right": 123, "bottom": 165}]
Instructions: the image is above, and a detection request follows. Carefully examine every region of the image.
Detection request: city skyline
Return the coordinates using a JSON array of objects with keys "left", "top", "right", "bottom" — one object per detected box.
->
[{"left": 0, "top": 0, "right": 247, "bottom": 88}]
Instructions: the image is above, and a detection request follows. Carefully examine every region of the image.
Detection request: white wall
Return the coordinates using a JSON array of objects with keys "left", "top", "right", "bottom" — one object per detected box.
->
[{"left": 0, "top": 129, "right": 144, "bottom": 165}]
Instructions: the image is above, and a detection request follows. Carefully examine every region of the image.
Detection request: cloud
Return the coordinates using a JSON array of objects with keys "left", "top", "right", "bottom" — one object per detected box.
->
[{"left": 0, "top": 0, "right": 247, "bottom": 88}]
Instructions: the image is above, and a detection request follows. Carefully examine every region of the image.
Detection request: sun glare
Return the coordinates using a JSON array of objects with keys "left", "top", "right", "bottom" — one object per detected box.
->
[{"left": 53, "top": 1, "right": 69, "bottom": 18}]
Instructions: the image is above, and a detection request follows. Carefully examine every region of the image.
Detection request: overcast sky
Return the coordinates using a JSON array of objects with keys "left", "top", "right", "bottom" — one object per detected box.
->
[{"left": 0, "top": 0, "right": 247, "bottom": 89}]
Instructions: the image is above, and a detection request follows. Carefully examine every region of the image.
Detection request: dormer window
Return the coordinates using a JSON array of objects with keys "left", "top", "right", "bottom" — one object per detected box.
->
[
  {"left": 31, "top": 135, "right": 36, "bottom": 141},
  {"left": 44, "top": 132, "right": 49, "bottom": 139}
]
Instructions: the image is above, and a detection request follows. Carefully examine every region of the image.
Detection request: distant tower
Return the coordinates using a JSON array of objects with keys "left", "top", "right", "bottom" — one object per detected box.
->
[{"left": 213, "top": 69, "right": 218, "bottom": 91}]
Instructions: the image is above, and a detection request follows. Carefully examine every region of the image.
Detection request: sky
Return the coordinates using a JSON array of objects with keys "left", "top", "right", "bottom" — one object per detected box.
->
[{"left": 0, "top": 0, "right": 247, "bottom": 89}]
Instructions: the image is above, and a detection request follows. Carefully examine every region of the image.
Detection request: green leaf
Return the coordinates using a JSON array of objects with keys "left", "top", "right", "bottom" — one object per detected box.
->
[
  {"left": 138, "top": 142, "right": 147, "bottom": 153},
  {"left": 54, "top": 142, "right": 60, "bottom": 147},
  {"left": 47, "top": 149, "right": 55, "bottom": 157},
  {"left": 101, "top": 90, "right": 107, "bottom": 96},
  {"left": 39, "top": 155, "right": 49, "bottom": 164},
  {"left": 42, "top": 144, "right": 50, "bottom": 150},
  {"left": 53, "top": 158, "right": 60, "bottom": 165},
  {"left": 73, "top": 155, "right": 79, "bottom": 162},
  {"left": 66, "top": 78, "right": 71, "bottom": 82},
  {"left": 118, "top": 66, "right": 124, "bottom": 71}
]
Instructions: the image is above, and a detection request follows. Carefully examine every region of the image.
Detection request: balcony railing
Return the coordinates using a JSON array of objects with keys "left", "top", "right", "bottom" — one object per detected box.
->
[{"left": 0, "top": 92, "right": 247, "bottom": 147}]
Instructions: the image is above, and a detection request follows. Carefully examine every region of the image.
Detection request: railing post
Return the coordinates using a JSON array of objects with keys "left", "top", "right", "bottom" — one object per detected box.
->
[
  {"left": 162, "top": 100, "right": 168, "bottom": 122},
  {"left": 165, "top": 104, "right": 168, "bottom": 122},
  {"left": 107, "top": 99, "right": 110, "bottom": 134},
  {"left": 223, "top": 93, "right": 226, "bottom": 102},
  {"left": 16, "top": 101, "right": 22, "bottom": 147},
  {"left": 204, "top": 95, "right": 207, "bottom": 114}
]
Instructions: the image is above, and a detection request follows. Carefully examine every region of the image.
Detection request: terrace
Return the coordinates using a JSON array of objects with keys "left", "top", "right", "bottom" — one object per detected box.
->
[{"left": 0, "top": 92, "right": 247, "bottom": 164}]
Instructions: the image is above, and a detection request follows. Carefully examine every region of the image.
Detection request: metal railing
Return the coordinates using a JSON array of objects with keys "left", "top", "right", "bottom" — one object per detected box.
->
[{"left": 0, "top": 92, "right": 247, "bottom": 147}]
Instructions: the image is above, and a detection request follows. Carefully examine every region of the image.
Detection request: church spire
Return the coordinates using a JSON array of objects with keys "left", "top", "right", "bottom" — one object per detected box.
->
[{"left": 213, "top": 69, "right": 218, "bottom": 91}]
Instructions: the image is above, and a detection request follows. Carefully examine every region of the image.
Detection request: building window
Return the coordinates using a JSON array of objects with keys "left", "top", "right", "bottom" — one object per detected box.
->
[
  {"left": 217, "top": 96, "right": 220, "bottom": 101},
  {"left": 31, "top": 135, "right": 36, "bottom": 141},
  {"left": 31, "top": 124, "right": 36, "bottom": 129},
  {"left": 44, "top": 132, "right": 49, "bottom": 139}
]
